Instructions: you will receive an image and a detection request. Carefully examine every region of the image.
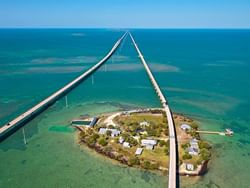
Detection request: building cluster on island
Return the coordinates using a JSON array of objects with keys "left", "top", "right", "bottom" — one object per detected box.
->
[
  {"left": 76, "top": 118, "right": 159, "bottom": 155},
  {"left": 181, "top": 124, "right": 199, "bottom": 156},
  {"left": 71, "top": 109, "right": 212, "bottom": 175},
  {"left": 180, "top": 124, "right": 200, "bottom": 171}
]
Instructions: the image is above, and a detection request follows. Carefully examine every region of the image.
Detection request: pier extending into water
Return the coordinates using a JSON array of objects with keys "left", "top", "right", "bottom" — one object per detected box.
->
[
  {"left": 0, "top": 32, "right": 127, "bottom": 141},
  {"left": 1, "top": 31, "right": 177, "bottom": 188},
  {"left": 196, "top": 129, "right": 234, "bottom": 136},
  {"left": 129, "top": 32, "right": 177, "bottom": 188}
]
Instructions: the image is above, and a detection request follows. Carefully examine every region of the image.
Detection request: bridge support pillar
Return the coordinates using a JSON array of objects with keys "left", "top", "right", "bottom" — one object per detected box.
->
[{"left": 65, "top": 96, "right": 68, "bottom": 108}]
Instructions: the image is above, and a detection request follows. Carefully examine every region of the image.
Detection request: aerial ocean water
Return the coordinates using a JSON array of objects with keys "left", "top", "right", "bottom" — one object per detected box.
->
[{"left": 0, "top": 29, "right": 249, "bottom": 188}]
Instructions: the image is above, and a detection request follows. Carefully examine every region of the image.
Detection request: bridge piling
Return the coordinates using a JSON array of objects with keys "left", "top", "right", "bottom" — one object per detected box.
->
[
  {"left": 129, "top": 32, "right": 177, "bottom": 188},
  {"left": 0, "top": 32, "right": 128, "bottom": 142}
]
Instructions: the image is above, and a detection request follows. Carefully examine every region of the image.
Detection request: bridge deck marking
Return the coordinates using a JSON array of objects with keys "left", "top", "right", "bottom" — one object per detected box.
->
[{"left": 129, "top": 32, "right": 177, "bottom": 188}]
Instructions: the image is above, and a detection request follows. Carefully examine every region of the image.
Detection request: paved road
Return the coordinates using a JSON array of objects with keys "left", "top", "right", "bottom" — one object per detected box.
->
[
  {"left": 0, "top": 32, "right": 128, "bottom": 140},
  {"left": 129, "top": 32, "right": 177, "bottom": 188}
]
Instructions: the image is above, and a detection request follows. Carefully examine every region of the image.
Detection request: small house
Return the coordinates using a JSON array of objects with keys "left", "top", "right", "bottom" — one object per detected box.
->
[
  {"left": 98, "top": 128, "right": 107, "bottom": 135},
  {"left": 111, "top": 129, "right": 121, "bottom": 137},
  {"left": 98, "top": 128, "right": 121, "bottom": 137},
  {"left": 190, "top": 138, "right": 198, "bottom": 143},
  {"left": 135, "top": 148, "right": 143, "bottom": 155},
  {"left": 123, "top": 142, "right": 131, "bottom": 148},
  {"left": 188, "top": 147, "right": 199, "bottom": 155},
  {"left": 141, "top": 139, "right": 157, "bottom": 146},
  {"left": 186, "top": 163, "right": 194, "bottom": 171},
  {"left": 190, "top": 139, "right": 199, "bottom": 149},
  {"left": 180, "top": 124, "right": 191, "bottom": 131},
  {"left": 141, "top": 139, "right": 157, "bottom": 150},
  {"left": 119, "top": 137, "right": 125, "bottom": 144}
]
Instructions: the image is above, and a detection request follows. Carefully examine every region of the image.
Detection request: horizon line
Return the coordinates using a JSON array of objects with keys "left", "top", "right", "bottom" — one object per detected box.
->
[{"left": 0, "top": 27, "right": 250, "bottom": 30}]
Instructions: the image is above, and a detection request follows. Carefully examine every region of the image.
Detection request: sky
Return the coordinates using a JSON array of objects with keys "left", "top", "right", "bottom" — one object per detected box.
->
[{"left": 0, "top": 0, "right": 250, "bottom": 28}]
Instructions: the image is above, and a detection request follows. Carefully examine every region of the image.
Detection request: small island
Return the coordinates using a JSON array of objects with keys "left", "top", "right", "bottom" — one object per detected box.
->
[{"left": 72, "top": 108, "right": 212, "bottom": 176}]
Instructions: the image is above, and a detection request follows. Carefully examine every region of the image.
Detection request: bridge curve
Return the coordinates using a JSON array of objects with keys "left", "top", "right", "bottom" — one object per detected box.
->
[
  {"left": 129, "top": 32, "right": 177, "bottom": 188},
  {"left": 0, "top": 32, "right": 128, "bottom": 141}
]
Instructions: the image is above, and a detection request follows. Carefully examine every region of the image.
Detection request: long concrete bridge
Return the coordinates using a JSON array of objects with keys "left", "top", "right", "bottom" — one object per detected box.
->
[
  {"left": 0, "top": 32, "right": 127, "bottom": 141},
  {"left": 129, "top": 32, "right": 177, "bottom": 188},
  {"left": 0, "top": 31, "right": 178, "bottom": 188}
]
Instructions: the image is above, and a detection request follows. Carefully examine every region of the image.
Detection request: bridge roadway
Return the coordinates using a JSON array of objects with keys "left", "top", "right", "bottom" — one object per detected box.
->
[
  {"left": 0, "top": 32, "right": 128, "bottom": 141},
  {"left": 129, "top": 32, "right": 177, "bottom": 188}
]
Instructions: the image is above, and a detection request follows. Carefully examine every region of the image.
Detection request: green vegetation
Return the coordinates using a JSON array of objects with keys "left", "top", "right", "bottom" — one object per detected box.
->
[
  {"left": 191, "top": 123, "right": 198, "bottom": 130},
  {"left": 106, "top": 130, "right": 112, "bottom": 136},
  {"left": 164, "top": 147, "right": 169, "bottom": 155},
  {"left": 108, "top": 124, "right": 115, "bottom": 129},
  {"left": 182, "top": 153, "right": 192, "bottom": 160},
  {"left": 146, "top": 126, "right": 159, "bottom": 137},
  {"left": 199, "top": 148, "right": 211, "bottom": 161},
  {"left": 80, "top": 131, "right": 86, "bottom": 138},
  {"left": 98, "top": 137, "right": 108, "bottom": 146},
  {"left": 76, "top": 110, "right": 211, "bottom": 174},
  {"left": 142, "top": 161, "right": 151, "bottom": 169},
  {"left": 115, "top": 113, "right": 168, "bottom": 137},
  {"left": 92, "top": 133, "right": 100, "bottom": 140},
  {"left": 128, "top": 157, "right": 140, "bottom": 166},
  {"left": 159, "top": 140, "right": 168, "bottom": 147},
  {"left": 121, "top": 132, "right": 130, "bottom": 140},
  {"left": 150, "top": 162, "right": 160, "bottom": 170},
  {"left": 142, "top": 161, "right": 159, "bottom": 170},
  {"left": 114, "top": 137, "right": 119, "bottom": 143},
  {"left": 199, "top": 141, "right": 211, "bottom": 150},
  {"left": 181, "top": 143, "right": 189, "bottom": 150},
  {"left": 103, "top": 146, "right": 112, "bottom": 153},
  {"left": 189, "top": 130, "right": 200, "bottom": 139},
  {"left": 86, "top": 136, "right": 97, "bottom": 146},
  {"left": 126, "top": 137, "right": 138, "bottom": 146}
]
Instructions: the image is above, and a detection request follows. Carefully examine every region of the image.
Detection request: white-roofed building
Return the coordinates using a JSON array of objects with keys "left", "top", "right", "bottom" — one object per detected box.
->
[
  {"left": 141, "top": 139, "right": 157, "bottom": 146},
  {"left": 190, "top": 138, "right": 199, "bottom": 149},
  {"left": 141, "top": 139, "right": 157, "bottom": 150},
  {"left": 119, "top": 137, "right": 125, "bottom": 144},
  {"left": 123, "top": 142, "right": 131, "bottom": 148},
  {"left": 186, "top": 163, "right": 194, "bottom": 171},
  {"left": 188, "top": 147, "right": 199, "bottom": 155},
  {"left": 98, "top": 128, "right": 121, "bottom": 137},
  {"left": 135, "top": 148, "right": 143, "bottom": 155},
  {"left": 180, "top": 124, "right": 191, "bottom": 131},
  {"left": 98, "top": 128, "right": 107, "bottom": 135}
]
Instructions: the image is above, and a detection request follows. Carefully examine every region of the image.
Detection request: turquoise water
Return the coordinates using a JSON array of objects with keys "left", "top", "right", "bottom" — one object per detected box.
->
[{"left": 0, "top": 29, "right": 250, "bottom": 187}]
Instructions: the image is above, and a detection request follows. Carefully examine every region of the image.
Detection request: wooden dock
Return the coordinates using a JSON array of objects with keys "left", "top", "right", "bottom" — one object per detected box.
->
[{"left": 196, "top": 129, "right": 234, "bottom": 136}]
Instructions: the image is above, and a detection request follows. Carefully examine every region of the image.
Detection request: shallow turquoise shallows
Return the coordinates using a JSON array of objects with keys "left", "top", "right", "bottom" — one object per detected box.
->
[{"left": 0, "top": 29, "right": 250, "bottom": 188}]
